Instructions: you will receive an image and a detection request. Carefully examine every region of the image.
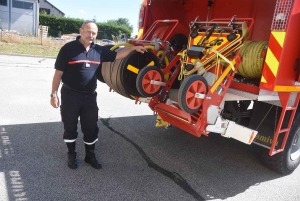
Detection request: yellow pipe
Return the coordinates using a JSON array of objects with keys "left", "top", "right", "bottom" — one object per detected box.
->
[
  {"left": 110, "top": 43, "right": 134, "bottom": 51},
  {"left": 127, "top": 65, "right": 139, "bottom": 74},
  {"left": 210, "top": 65, "right": 232, "bottom": 93},
  {"left": 145, "top": 46, "right": 155, "bottom": 50},
  {"left": 274, "top": 86, "right": 300, "bottom": 92},
  {"left": 157, "top": 50, "right": 169, "bottom": 65}
]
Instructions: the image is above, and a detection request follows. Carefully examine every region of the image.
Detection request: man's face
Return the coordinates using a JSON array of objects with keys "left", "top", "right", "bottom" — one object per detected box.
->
[{"left": 79, "top": 22, "right": 98, "bottom": 45}]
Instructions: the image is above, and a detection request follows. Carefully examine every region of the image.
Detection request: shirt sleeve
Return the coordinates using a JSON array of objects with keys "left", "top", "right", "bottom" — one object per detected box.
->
[
  {"left": 100, "top": 47, "right": 117, "bottom": 62},
  {"left": 54, "top": 45, "right": 68, "bottom": 71}
]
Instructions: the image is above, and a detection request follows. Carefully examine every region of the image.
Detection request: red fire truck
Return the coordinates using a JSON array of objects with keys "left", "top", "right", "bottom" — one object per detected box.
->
[{"left": 98, "top": 0, "right": 300, "bottom": 175}]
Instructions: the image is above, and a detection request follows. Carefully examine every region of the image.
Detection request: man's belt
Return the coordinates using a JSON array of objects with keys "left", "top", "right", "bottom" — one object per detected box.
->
[{"left": 62, "top": 84, "right": 96, "bottom": 94}]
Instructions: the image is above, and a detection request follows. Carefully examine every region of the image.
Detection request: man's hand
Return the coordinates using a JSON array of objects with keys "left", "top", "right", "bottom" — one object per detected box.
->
[
  {"left": 50, "top": 97, "right": 60, "bottom": 108},
  {"left": 50, "top": 70, "right": 63, "bottom": 108},
  {"left": 134, "top": 46, "right": 148, "bottom": 54}
]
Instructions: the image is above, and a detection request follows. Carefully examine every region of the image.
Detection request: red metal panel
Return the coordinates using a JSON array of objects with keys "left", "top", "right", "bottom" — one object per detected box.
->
[
  {"left": 260, "top": 82, "right": 275, "bottom": 91},
  {"left": 210, "top": 0, "right": 275, "bottom": 41},
  {"left": 275, "top": 0, "right": 300, "bottom": 85},
  {"left": 210, "top": 0, "right": 254, "bottom": 19},
  {"left": 268, "top": 33, "right": 284, "bottom": 61},
  {"left": 230, "top": 81, "right": 260, "bottom": 94},
  {"left": 154, "top": 103, "right": 201, "bottom": 137},
  {"left": 260, "top": 62, "right": 276, "bottom": 90},
  {"left": 250, "top": 0, "right": 276, "bottom": 41}
]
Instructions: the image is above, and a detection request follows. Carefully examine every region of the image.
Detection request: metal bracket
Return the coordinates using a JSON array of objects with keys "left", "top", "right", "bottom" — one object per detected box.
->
[
  {"left": 150, "top": 80, "right": 167, "bottom": 86},
  {"left": 206, "top": 116, "right": 258, "bottom": 144},
  {"left": 194, "top": 93, "right": 206, "bottom": 99}
]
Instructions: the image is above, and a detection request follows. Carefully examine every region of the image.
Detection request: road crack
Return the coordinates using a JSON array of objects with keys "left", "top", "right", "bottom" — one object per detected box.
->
[{"left": 100, "top": 117, "right": 205, "bottom": 201}]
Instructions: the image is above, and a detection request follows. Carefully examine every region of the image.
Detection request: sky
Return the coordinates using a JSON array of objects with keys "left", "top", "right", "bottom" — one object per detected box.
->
[{"left": 46, "top": 0, "right": 142, "bottom": 35}]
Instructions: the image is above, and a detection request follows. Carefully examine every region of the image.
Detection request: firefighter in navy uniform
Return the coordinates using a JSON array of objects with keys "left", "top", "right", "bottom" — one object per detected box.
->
[{"left": 50, "top": 20, "right": 147, "bottom": 169}]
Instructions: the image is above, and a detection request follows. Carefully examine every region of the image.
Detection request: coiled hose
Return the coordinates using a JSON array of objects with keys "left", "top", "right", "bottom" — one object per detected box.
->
[{"left": 237, "top": 40, "right": 268, "bottom": 79}]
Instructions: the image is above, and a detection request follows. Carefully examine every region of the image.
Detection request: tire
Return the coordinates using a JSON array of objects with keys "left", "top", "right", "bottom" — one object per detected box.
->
[
  {"left": 170, "top": 34, "right": 188, "bottom": 51},
  {"left": 260, "top": 111, "right": 300, "bottom": 175},
  {"left": 136, "top": 66, "right": 164, "bottom": 97},
  {"left": 178, "top": 75, "right": 208, "bottom": 114},
  {"left": 120, "top": 50, "right": 160, "bottom": 96}
]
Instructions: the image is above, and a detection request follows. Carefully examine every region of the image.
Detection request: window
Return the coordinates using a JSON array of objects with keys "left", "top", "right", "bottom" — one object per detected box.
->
[
  {"left": 0, "top": 0, "right": 7, "bottom": 6},
  {"left": 40, "top": 8, "right": 50, "bottom": 14},
  {"left": 12, "top": 0, "right": 33, "bottom": 10}
]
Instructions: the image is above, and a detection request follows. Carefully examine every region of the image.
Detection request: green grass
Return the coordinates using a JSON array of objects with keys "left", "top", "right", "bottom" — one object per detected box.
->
[
  {"left": 0, "top": 33, "right": 66, "bottom": 57},
  {"left": 0, "top": 33, "right": 105, "bottom": 57},
  {"left": 0, "top": 41, "right": 62, "bottom": 57}
]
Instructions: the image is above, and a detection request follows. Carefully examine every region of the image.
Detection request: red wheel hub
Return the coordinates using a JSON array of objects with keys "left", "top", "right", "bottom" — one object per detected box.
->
[
  {"left": 142, "top": 70, "right": 162, "bottom": 94},
  {"left": 185, "top": 80, "right": 206, "bottom": 109}
]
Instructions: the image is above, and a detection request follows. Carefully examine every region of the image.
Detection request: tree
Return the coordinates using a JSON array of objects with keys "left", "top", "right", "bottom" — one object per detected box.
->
[
  {"left": 106, "top": 18, "right": 133, "bottom": 33},
  {"left": 92, "top": 16, "right": 97, "bottom": 23}
]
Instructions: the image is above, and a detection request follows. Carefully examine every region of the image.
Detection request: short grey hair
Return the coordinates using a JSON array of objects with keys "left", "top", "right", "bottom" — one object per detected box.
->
[{"left": 81, "top": 20, "right": 96, "bottom": 28}]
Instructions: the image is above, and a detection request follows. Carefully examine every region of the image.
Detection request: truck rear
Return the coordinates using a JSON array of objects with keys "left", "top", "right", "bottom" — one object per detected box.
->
[{"left": 98, "top": 0, "right": 300, "bottom": 174}]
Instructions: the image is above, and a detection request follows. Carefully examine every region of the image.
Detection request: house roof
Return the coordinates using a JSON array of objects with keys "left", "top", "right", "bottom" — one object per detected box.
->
[{"left": 44, "top": 0, "right": 65, "bottom": 16}]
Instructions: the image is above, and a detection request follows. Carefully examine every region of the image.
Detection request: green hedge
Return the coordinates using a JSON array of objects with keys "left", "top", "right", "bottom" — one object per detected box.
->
[{"left": 39, "top": 14, "right": 131, "bottom": 39}]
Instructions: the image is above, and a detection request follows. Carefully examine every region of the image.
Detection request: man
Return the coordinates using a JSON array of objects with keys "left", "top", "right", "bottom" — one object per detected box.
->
[{"left": 50, "top": 20, "right": 147, "bottom": 169}]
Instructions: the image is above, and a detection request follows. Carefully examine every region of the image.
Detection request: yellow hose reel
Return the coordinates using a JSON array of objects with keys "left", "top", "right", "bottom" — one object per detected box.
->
[{"left": 237, "top": 40, "right": 268, "bottom": 79}]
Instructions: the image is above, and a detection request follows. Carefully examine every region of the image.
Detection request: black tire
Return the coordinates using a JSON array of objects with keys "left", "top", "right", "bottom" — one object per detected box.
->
[
  {"left": 120, "top": 50, "right": 160, "bottom": 96},
  {"left": 178, "top": 75, "right": 208, "bottom": 114},
  {"left": 170, "top": 34, "right": 188, "bottom": 51},
  {"left": 260, "top": 111, "right": 300, "bottom": 175},
  {"left": 136, "top": 66, "right": 164, "bottom": 97}
]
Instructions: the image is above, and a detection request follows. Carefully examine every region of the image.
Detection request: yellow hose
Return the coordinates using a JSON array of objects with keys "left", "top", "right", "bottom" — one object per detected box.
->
[
  {"left": 156, "top": 50, "right": 169, "bottom": 65},
  {"left": 110, "top": 43, "right": 134, "bottom": 51},
  {"left": 237, "top": 40, "right": 268, "bottom": 79}
]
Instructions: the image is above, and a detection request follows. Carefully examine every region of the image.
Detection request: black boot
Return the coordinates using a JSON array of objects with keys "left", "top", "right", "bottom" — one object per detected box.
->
[
  {"left": 84, "top": 143, "right": 102, "bottom": 169},
  {"left": 66, "top": 142, "right": 77, "bottom": 169}
]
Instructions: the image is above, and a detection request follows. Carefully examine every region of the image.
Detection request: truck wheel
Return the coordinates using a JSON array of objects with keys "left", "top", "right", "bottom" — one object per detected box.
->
[
  {"left": 136, "top": 66, "right": 164, "bottom": 97},
  {"left": 260, "top": 111, "right": 300, "bottom": 175},
  {"left": 178, "top": 75, "right": 208, "bottom": 114}
]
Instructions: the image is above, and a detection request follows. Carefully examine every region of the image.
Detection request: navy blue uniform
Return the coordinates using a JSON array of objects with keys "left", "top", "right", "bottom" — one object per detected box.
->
[{"left": 55, "top": 37, "right": 116, "bottom": 144}]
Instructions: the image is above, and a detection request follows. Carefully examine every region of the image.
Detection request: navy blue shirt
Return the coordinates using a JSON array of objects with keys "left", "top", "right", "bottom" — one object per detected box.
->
[{"left": 55, "top": 37, "right": 117, "bottom": 91}]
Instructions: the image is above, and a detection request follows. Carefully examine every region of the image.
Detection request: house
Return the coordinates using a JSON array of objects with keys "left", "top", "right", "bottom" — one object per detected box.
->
[
  {"left": 0, "top": 0, "right": 64, "bottom": 36},
  {"left": 0, "top": 0, "right": 39, "bottom": 36},
  {"left": 39, "top": 0, "right": 64, "bottom": 17}
]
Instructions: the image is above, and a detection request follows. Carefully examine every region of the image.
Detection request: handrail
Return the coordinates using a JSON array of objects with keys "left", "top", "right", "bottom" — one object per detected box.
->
[
  {"left": 211, "top": 18, "right": 255, "bottom": 32},
  {"left": 141, "top": 19, "right": 179, "bottom": 42}
]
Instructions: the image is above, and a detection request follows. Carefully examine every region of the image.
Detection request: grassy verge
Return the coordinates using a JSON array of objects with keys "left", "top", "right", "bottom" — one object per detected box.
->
[
  {"left": 0, "top": 41, "right": 62, "bottom": 57},
  {"left": 0, "top": 33, "right": 106, "bottom": 57},
  {"left": 0, "top": 33, "right": 66, "bottom": 57}
]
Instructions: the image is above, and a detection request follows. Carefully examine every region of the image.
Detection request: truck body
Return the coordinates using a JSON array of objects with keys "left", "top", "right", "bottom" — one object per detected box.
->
[{"left": 98, "top": 0, "right": 300, "bottom": 174}]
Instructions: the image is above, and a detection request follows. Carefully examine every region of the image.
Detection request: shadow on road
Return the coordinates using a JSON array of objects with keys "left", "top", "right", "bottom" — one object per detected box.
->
[{"left": 0, "top": 115, "right": 287, "bottom": 201}]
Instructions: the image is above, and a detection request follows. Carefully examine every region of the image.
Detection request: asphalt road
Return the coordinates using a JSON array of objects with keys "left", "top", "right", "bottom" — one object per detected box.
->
[{"left": 0, "top": 54, "right": 299, "bottom": 201}]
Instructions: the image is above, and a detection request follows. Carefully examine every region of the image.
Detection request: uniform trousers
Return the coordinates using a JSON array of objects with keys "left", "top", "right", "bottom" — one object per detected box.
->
[{"left": 60, "top": 85, "right": 99, "bottom": 144}]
